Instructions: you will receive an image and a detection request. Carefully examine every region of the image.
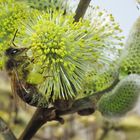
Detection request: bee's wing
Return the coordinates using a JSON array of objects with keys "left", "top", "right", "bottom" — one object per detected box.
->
[
  {"left": 10, "top": 71, "right": 20, "bottom": 104},
  {"left": 10, "top": 69, "right": 27, "bottom": 108}
]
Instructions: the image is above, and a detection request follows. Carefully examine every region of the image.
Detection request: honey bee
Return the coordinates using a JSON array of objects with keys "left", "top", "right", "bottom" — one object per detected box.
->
[{"left": 5, "top": 30, "right": 48, "bottom": 108}]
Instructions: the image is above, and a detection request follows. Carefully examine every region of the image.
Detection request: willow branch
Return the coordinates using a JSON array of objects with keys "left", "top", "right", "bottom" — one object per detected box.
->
[
  {"left": 0, "top": 117, "right": 17, "bottom": 140},
  {"left": 18, "top": 108, "right": 54, "bottom": 140},
  {"left": 18, "top": 108, "right": 64, "bottom": 140},
  {"left": 74, "top": 0, "right": 92, "bottom": 22}
]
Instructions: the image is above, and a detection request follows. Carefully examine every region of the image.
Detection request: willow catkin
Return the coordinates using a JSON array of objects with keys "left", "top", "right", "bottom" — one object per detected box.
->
[
  {"left": 97, "top": 74, "right": 140, "bottom": 118},
  {"left": 120, "top": 17, "right": 140, "bottom": 74}
]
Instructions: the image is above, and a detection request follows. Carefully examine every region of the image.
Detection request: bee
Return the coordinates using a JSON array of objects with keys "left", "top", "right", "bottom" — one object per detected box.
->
[{"left": 5, "top": 30, "right": 48, "bottom": 108}]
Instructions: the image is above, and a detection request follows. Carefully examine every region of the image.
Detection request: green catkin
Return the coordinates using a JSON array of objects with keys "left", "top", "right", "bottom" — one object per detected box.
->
[
  {"left": 27, "top": 0, "right": 66, "bottom": 11},
  {"left": 120, "top": 17, "right": 140, "bottom": 75},
  {"left": 97, "top": 74, "right": 140, "bottom": 118}
]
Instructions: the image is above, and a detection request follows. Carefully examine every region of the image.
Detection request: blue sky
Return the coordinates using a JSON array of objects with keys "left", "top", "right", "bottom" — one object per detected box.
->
[{"left": 91, "top": 0, "right": 139, "bottom": 38}]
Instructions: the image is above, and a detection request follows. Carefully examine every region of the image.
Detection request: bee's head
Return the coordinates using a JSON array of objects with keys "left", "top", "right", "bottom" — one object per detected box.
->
[{"left": 5, "top": 47, "right": 27, "bottom": 57}]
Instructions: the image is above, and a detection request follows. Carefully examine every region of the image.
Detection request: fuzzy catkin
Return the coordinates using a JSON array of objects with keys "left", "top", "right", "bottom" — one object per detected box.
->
[
  {"left": 120, "top": 17, "right": 140, "bottom": 75},
  {"left": 97, "top": 74, "right": 140, "bottom": 118}
]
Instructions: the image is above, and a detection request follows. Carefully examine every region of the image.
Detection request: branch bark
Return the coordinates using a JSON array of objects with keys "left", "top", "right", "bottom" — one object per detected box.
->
[
  {"left": 18, "top": 108, "right": 64, "bottom": 140},
  {"left": 18, "top": 108, "right": 54, "bottom": 140},
  {"left": 74, "top": 0, "right": 92, "bottom": 22}
]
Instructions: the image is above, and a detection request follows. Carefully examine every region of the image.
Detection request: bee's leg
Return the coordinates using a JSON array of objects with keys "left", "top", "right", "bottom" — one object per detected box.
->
[
  {"left": 11, "top": 29, "right": 18, "bottom": 47},
  {"left": 43, "top": 75, "right": 53, "bottom": 80}
]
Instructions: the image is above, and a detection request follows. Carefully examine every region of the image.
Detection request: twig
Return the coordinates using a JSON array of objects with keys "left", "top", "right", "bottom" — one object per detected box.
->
[
  {"left": 18, "top": 108, "right": 54, "bottom": 140},
  {"left": 18, "top": 107, "right": 64, "bottom": 140},
  {"left": 0, "top": 117, "right": 17, "bottom": 140},
  {"left": 74, "top": 0, "right": 92, "bottom": 22}
]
